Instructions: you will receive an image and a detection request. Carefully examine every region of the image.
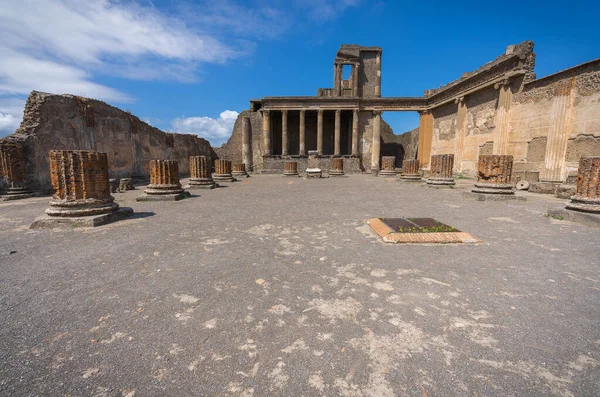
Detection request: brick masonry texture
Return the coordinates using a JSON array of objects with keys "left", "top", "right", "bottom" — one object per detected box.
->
[
  {"left": 402, "top": 159, "right": 420, "bottom": 175},
  {"left": 430, "top": 154, "right": 454, "bottom": 179},
  {"left": 189, "top": 156, "right": 211, "bottom": 179},
  {"left": 49, "top": 150, "right": 111, "bottom": 201},
  {"left": 476, "top": 155, "right": 513, "bottom": 184},
  {"left": 574, "top": 156, "right": 600, "bottom": 200},
  {"left": 381, "top": 156, "right": 395, "bottom": 171},
  {"left": 0, "top": 142, "right": 28, "bottom": 189},
  {"left": 214, "top": 159, "right": 232, "bottom": 175},
  {"left": 149, "top": 160, "right": 180, "bottom": 186}
]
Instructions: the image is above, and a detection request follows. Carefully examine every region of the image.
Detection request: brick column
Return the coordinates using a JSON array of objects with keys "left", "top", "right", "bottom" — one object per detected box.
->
[
  {"left": 334, "top": 109, "right": 341, "bottom": 156},
  {"left": 317, "top": 110, "right": 324, "bottom": 155},
  {"left": 299, "top": 110, "right": 306, "bottom": 156},
  {"left": 427, "top": 154, "right": 455, "bottom": 186},
  {"left": 262, "top": 110, "right": 271, "bottom": 156},
  {"left": 472, "top": 155, "right": 514, "bottom": 195},
  {"left": 46, "top": 150, "right": 117, "bottom": 216},
  {"left": 380, "top": 156, "right": 396, "bottom": 177},
  {"left": 283, "top": 160, "right": 298, "bottom": 177},
  {"left": 281, "top": 110, "right": 289, "bottom": 156},
  {"left": 213, "top": 159, "right": 236, "bottom": 183},
  {"left": 329, "top": 157, "right": 344, "bottom": 176},
  {"left": 566, "top": 156, "right": 600, "bottom": 213},
  {"left": 242, "top": 116, "right": 253, "bottom": 172},
  {"left": 351, "top": 109, "right": 359, "bottom": 156},
  {"left": 400, "top": 159, "right": 421, "bottom": 181},
  {"left": 232, "top": 163, "right": 249, "bottom": 178},
  {"left": 371, "top": 110, "right": 382, "bottom": 175},
  {"left": 138, "top": 159, "right": 188, "bottom": 201},
  {"left": 188, "top": 155, "right": 216, "bottom": 189},
  {"left": 0, "top": 142, "right": 33, "bottom": 200}
]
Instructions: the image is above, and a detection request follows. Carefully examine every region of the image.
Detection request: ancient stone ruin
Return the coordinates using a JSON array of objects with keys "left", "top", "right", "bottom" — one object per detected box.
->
[
  {"left": 137, "top": 160, "right": 189, "bottom": 201},
  {"left": 329, "top": 157, "right": 344, "bottom": 176},
  {"left": 400, "top": 159, "right": 421, "bottom": 181},
  {"left": 213, "top": 159, "right": 236, "bottom": 183},
  {"left": 0, "top": 142, "right": 35, "bottom": 200},
  {"left": 187, "top": 155, "right": 217, "bottom": 189},
  {"left": 379, "top": 156, "right": 397, "bottom": 178},
  {"left": 472, "top": 155, "right": 515, "bottom": 195},
  {"left": 427, "top": 154, "right": 455, "bottom": 187},
  {"left": 232, "top": 163, "right": 249, "bottom": 178},
  {"left": 283, "top": 160, "right": 299, "bottom": 177},
  {"left": 566, "top": 156, "right": 600, "bottom": 213}
]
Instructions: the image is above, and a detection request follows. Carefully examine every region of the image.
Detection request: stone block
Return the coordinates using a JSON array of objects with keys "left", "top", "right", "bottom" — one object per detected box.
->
[
  {"left": 31, "top": 207, "right": 134, "bottom": 228},
  {"left": 556, "top": 184, "right": 576, "bottom": 199},
  {"left": 529, "top": 181, "right": 557, "bottom": 194}
]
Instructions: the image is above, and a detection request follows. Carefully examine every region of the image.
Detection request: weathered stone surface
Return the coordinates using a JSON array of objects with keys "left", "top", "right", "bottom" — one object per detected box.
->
[
  {"left": 566, "top": 156, "right": 600, "bottom": 213},
  {"left": 400, "top": 159, "right": 421, "bottom": 181},
  {"left": 472, "top": 155, "right": 514, "bottom": 195},
  {"left": 329, "top": 157, "right": 344, "bottom": 176},
  {"left": 0, "top": 142, "right": 34, "bottom": 200},
  {"left": 427, "top": 154, "right": 455, "bottom": 186},
  {"left": 556, "top": 184, "right": 576, "bottom": 199},
  {"left": 109, "top": 178, "right": 119, "bottom": 193},
  {"left": 305, "top": 150, "right": 322, "bottom": 178},
  {"left": 137, "top": 160, "right": 188, "bottom": 201},
  {"left": 232, "top": 163, "right": 249, "bottom": 178},
  {"left": 213, "top": 159, "right": 236, "bottom": 183},
  {"left": 379, "top": 156, "right": 396, "bottom": 177},
  {"left": 529, "top": 181, "right": 557, "bottom": 194},
  {"left": 188, "top": 156, "right": 216, "bottom": 189},
  {"left": 283, "top": 161, "right": 298, "bottom": 176},
  {"left": 119, "top": 178, "right": 134, "bottom": 192}
]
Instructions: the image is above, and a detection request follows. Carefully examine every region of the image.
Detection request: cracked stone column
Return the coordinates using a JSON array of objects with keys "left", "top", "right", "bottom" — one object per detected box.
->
[
  {"left": 380, "top": 156, "right": 396, "bottom": 177},
  {"left": 281, "top": 109, "right": 289, "bottom": 156},
  {"left": 329, "top": 157, "right": 344, "bottom": 176},
  {"left": 138, "top": 159, "right": 188, "bottom": 201},
  {"left": 371, "top": 110, "right": 382, "bottom": 175},
  {"left": 427, "top": 154, "right": 455, "bottom": 187},
  {"left": 317, "top": 110, "right": 324, "bottom": 155},
  {"left": 299, "top": 110, "right": 306, "bottom": 156},
  {"left": 351, "top": 109, "right": 359, "bottom": 157},
  {"left": 283, "top": 160, "right": 298, "bottom": 177},
  {"left": 334, "top": 109, "right": 341, "bottom": 156},
  {"left": 0, "top": 142, "right": 34, "bottom": 200},
  {"left": 242, "top": 116, "right": 252, "bottom": 172},
  {"left": 400, "top": 159, "right": 421, "bottom": 181},
  {"left": 566, "top": 156, "right": 600, "bottom": 213},
  {"left": 213, "top": 159, "right": 236, "bottom": 183},
  {"left": 187, "top": 155, "right": 216, "bottom": 189},
  {"left": 262, "top": 110, "right": 271, "bottom": 156},
  {"left": 472, "top": 155, "right": 514, "bottom": 195}
]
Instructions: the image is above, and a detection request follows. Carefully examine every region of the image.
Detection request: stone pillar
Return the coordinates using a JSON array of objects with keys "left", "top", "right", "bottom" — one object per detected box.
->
[
  {"left": 371, "top": 110, "right": 382, "bottom": 175},
  {"left": 213, "top": 159, "right": 236, "bottom": 183},
  {"left": 0, "top": 142, "right": 33, "bottom": 200},
  {"left": 262, "top": 110, "right": 271, "bottom": 156},
  {"left": 317, "top": 110, "right": 324, "bottom": 155},
  {"left": 375, "top": 52, "right": 382, "bottom": 97},
  {"left": 492, "top": 79, "right": 513, "bottom": 156},
  {"left": 541, "top": 77, "right": 576, "bottom": 182},
  {"left": 471, "top": 155, "right": 514, "bottom": 195},
  {"left": 46, "top": 150, "right": 118, "bottom": 215},
  {"left": 329, "top": 157, "right": 344, "bottom": 176},
  {"left": 299, "top": 110, "right": 306, "bottom": 156},
  {"left": 188, "top": 155, "right": 216, "bottom": 189},
  {"left": 138, "top": 159, "right": 188, "bottom": 201},
  {"left": 427, "top": 154, "right": 455, "bottom": 186},
  {"left": 454, "top": 97, "right": 467, "bottom": 173},
  {"left": 334, "top": 109, "right": 341, "bottom": 156},
  {"left": 352, "top": 64, "right": 359, "bottom": 97},
  {"left": 351, "top": 109, "right": 359, "bottom": 156},
  {"left": 566, "top": 156, "right": 600, "bottom": 213},
  {"left": 281, "top": 110, "right": 289, "bottom": 156},
  {"left": 306, "top": 150, "right": 322, "bottom": 179},
  {"left": 380, "top": 156, "right": 396, "bottom": 177},
  {"left": 232, "top": 163, "right": 249, "bottom": 178},
  {"left": 242, "top": 116, "right": 253, "bottom": 172},
  {"left": 118, "top": 177, "right": 134, "bottom": 192},
  {"left": 283, "top": 160, "right": 298, "bottom": 177},
  {"left": 400, "top": 159, "right": 421, "bottom": 181},
  {"left": 417, "top": 111, "right": 433, "bottom": 169}
]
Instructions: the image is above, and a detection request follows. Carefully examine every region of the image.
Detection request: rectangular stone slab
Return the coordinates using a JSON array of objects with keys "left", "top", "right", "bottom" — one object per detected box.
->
[{"left": 30, "top": 207, "right": 134, "bottom": 229}]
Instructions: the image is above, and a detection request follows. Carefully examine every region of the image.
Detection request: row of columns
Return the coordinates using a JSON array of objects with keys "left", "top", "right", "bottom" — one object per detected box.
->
[{"left": 262, "top": 109, "right": 360, "bottom": 157}]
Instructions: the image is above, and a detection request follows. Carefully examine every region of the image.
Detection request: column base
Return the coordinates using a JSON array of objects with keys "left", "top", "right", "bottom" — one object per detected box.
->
[
  {"left": 187, "top": 178, "right": 217, "bottom": 189},
  {"left": 565, "top": 196, "right": 600, "bottom": 214},
  {"left": 0, "top": 191, "right": 38, "bottom": 201},
  {"left": 232, "top": 171, "right": 249, "bottom": 178},
  {"left": 471, "top": 182, "right": 514, "bottom": 195},
  {"left": 31, "top": 207, "right": 134, "bottom": 229},
  {"left": 400, "top": 174, "right": 422, "bottom": 182},
  {"left": 427, "top": 177, "right": 455, "bottom": 186},
  {"left": 379, "top": 170, "right": 397, "bottom": 178},
  {"left": 329, "top": 170, "right": 345, "bottom": 177},
  {"left": 283, "top": 171, "right": 299, "bottom": 177},
  {"left": 548, "top": 207, "right": 600, "bottom": 228},
  {"left": 213, "top": 174, "right": 237, "bottom": 183},
  {"left": 136, "top": 191, "right": 190, "bottom": 201}
]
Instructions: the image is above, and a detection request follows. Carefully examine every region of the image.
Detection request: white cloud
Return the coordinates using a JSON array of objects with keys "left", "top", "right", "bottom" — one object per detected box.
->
[
  {"left": 0, "top": 98, "right": 25, "bottom": 137},
  {"left": 171, "top": 110, "right": 239, "bottom": 146}
]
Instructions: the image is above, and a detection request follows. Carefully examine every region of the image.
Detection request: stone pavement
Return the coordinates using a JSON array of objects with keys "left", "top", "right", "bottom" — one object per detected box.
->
[{"left": 0, "top": 175, "right": 598, "bottom": 396}]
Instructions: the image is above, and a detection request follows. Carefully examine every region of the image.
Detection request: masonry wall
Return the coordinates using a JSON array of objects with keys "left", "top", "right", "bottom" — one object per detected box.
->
[{"left": 0, "top": 91, "right": 216, "bottom": 191}]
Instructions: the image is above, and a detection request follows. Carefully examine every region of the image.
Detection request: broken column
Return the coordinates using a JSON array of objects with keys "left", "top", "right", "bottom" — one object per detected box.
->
[
  {"left": 232, "top": 163, "right": 249, "bottom": 178},
  {"left": 283, "top": 160, "right": 299, "bottom": 177},
  {"left": 187, "top": 155, "right": 216, "bottom": 189},
  {"left": 306, "top": 150, "right": 322, "bottom": 179},
  {"left": 213, "top": 159, "right": 236, "bottom": 183},
  {"left": 119, "top": 177, "right": 134, "bottom": 192},
  {"left": 427, "top": 154, "right": 455, "bottom": 187},
  {"left": 137, "top": 160, "right": 189, "bottom": 201},
  {"left": 400, "top": 159, "right": 421, "bottom": 181},
  {"left": 329, "top": 157, "right": 344, "bottom": 176},
  {"left": 0, "top": 142, "right": 35, "bottom": 200},
  {"left": 471, "top": 155, "right": 514, "bottom": 195},
  {"left": 31, "top": 150, "right": 133, "bottom": 228},
  {"left": 565, "top": 156, "right": 600, "bottom": 213},
  {"left": 242, "top": 116, "right": 253, "bottom": 172},
  {"left": 379, "top": 156, "right": 396, "bottom": 178}
]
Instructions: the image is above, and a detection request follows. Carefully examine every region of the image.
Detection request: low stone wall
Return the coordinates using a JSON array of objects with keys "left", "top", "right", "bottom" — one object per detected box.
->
[
  {"left": 261, "top": 156, "right": 361, "bottom": 174},
  {"left": 0, "top": 91, "right": 216, "bottom": 191}
]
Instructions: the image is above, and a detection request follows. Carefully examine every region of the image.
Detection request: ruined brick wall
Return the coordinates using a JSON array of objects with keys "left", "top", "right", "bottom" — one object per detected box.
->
[
  {"left": 359, "top": 52, "right": 378, "bottom": 98},
  {"left": 215, "top": 109, "right": 263, "bottom": 168},
  {"left": 0, "top": 91, "right": 216, "bottom": 191}
]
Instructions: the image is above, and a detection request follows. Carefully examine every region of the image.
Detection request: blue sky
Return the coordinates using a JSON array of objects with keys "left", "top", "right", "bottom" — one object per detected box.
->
[{"left": 0, "top": 0, "right": 598, "bottom": 145}]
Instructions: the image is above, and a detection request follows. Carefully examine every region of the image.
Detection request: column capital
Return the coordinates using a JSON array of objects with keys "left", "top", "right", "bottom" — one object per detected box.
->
[
  {"left": 353, "top": 108, "right": 359, "bottom": 115},
  {"left": 281, "top": 109, "right": 288, "bottom": 115},
  {"left": 455, "top": 96, "right": 465, "bottom": 105},
  {"left": 419, "top": 110, "right": 431, "bottom": 116},
  {"left": 260, "top": 109, "right": 270, "bottom": 116},
  {"left": 494, "top": 78, "right": 511, "bottom": 90},
  {"left": 317, "top": 109, "right": 324, "bottom": 115},
  {"left": 335, "top": 109, "right": 341, "bottom": 115},
  {"left": 372, "top": 110, "right": 383, "bottom": 116}
]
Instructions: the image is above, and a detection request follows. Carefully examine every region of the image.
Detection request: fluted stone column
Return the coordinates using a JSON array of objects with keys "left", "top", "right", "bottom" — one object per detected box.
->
[
  {"left": 187, "top": 155, "right": 216, "bottom": 189},
  {"left": 492, "top": 79, "right": 512, "bottom": 156},
  {"left": 0, "top": 142, "right": 34, "bottom": 200},
  {"left": 375, "top": 52, "right": 382, "bottom": 97},
  {"left": 232, "top": 163, "right": 249, "bottom": 178},
  {"left": 283, "top": 161, "right": 298, "bottom": 177},
  {"left": 417, "top": 111, "right": 433, "bottom": 169},
  {"left": 454, "top": 97, "right": 467, "bottom": 173},
  {"left": 317, "top": 110, "right": 324, "bottom": 155},
  {"left": 400, "top": 159, "right": 421, "bottom": 181},
  {"left": 138, "top": 159, "right": 188, "bottom": 201},
  {"left": 242, "top": 116, "right": 253, "bottom": 172},
  {"left": 351, "top": 109, "right": 359, "bottom": 156},
  {"left": 427, "top": 154, "right": 455, "bottom": 187},
  {"left": 213, "top": 159, "right": 236, "bottom": 183},
  {"left": 380, "top": 156, "right": 396, "bottom": 177},
  {"left": 31, "top": 150, "right": 133, "bottom": 228},
  {"left": 262, "top": 110, "right": 271, "bottom": 156},
  {"left": 566, "top": 157, "right": 600, "bottom": 213},
  {"left": 472, "top": 155, "right": 514, "bottom": 195},
  {"left": 352, "top": 65, "right": 359, "bottom": 97},
  {"left": 282, "top": 110, "right": 289, "bottom": 156},
  {"left": 329, "top": 157, "right": 344, "bottom": 176},
  {"left": 299, "top": 110, "right": 306, "bottom": 156},
  {"left": 371, "top": 110, "right": 382, "bottom": 175},
  {"left": 334, "top": 109, "right": 341, "bottom": 156}
]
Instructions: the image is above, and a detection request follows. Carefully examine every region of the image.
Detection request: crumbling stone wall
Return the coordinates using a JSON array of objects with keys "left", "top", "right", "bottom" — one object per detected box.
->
[{"left": 0, "top": 91, "right": 216, "bottom": 191}]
